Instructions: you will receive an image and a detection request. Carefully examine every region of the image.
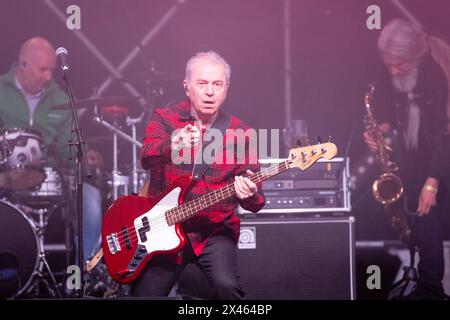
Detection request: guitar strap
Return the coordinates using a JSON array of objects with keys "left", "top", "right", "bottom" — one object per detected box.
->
[{"left": 192, "top": 111, "right": 231, "bottom": 182}]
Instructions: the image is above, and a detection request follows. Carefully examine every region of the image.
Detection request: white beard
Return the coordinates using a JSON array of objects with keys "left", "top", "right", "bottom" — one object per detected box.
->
[
  {"left": 404, "top": 102, "right": 420, "bottom": 150},
  {"left": 391, "top": 67, "right": 421, "bottom": 150},
  {"left": 391, "top": 67, "right": 419, "bottom": 93}
]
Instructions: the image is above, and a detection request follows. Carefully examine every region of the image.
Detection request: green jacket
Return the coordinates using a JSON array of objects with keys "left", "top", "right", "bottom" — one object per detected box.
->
[{"left": 0, "top": 69, "right": 74, "bottom": 168}]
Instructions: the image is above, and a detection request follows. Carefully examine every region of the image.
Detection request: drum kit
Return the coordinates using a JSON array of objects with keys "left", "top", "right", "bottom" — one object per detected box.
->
[
  {"left": 0, "top": 69, "right": 179, "bottom": 299},
  {"left": 0, "top": 128, "right": 69, "bottom": 299}
]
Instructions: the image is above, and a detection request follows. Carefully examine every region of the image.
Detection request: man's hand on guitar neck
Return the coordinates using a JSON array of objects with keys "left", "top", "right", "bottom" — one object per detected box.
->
[{"left": 234, "top": 169, "right": 258, "bottom": 200}]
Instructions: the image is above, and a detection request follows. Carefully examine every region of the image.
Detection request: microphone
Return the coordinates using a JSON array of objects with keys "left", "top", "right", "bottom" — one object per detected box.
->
[{"left": 55, "top": 47, "right": 69, "bottom": 72}]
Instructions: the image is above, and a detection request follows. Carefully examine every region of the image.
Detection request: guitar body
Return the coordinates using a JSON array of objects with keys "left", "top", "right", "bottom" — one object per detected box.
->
[{"left": 102, "top": 175, "right": 193, "bottom": 284}]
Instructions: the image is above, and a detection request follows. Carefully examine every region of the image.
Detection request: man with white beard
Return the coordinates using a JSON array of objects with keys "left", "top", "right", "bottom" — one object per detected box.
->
[{"left": 364, "top": 19, "right": 448, "bottom": 299}]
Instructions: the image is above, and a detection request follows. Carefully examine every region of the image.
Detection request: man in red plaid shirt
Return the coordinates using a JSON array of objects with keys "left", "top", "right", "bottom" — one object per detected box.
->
[{"left": 132, "top": 51, "right": 265, "bottom": 299}]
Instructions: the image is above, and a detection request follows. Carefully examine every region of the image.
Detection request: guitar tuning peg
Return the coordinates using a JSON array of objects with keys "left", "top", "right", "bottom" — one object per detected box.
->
[
  {"left": 296, "top": 139, "right": 302, "bottom": 147},
  {"left": 328, "top": 135, "right": 332, "bottom": 142},
  {"left": 316, "top": 136, "right": 322, "bottom": 144},
  {"left": 306, "top": 137, "right": 310, "bottom": 146}
]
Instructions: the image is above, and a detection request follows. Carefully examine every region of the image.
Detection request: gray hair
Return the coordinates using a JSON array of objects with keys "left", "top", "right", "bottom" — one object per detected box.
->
[
  {"left": 185, "top": 51, "right": 231, "bottom": 86},
  {"left": 378, "top": 19, "right": 428, "bottom": 60}
]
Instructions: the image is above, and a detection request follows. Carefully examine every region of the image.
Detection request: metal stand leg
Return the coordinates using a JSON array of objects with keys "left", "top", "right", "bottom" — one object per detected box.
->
[
  {"left": 388, "top": 246, "right": 448, "bottom": 300},
  {"left": 388, "top": 247, "right": 418, "bottom": 299},
  {"left": 127, "top": 118, "right": 140, "bottom": 195},
  {"left": 21, "top": 208, "right": 63, "bottom": 298},
  {"left": 131, "top": 121, "right": 138, "bottom": 194},
  {"left": 37, "top": 251, "right": 62, "bottom": 298},
  {"left": 112, "top": 125, "right": 119, "bottom": 200}
]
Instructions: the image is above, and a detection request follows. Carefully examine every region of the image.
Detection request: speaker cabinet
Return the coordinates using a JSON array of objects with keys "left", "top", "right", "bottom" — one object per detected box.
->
[{"left": 237, "top": 216, "right": 356, "bottom": 299}]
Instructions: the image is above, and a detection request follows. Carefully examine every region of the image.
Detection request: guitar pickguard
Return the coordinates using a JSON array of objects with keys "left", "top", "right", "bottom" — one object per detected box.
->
[{"left": 133, "top": 187, "right": 182, "bottom": 254}]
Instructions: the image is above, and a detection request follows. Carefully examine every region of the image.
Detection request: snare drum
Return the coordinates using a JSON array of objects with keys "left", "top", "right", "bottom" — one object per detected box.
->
[
  {"left": 0, "top": 128, "right": 45, "bottom": 190},
  {"left": 15, "top": 167, "right": 64, "bottom": 207}
]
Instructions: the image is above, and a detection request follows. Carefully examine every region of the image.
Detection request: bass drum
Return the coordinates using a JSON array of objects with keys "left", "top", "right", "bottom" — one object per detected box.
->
[{"left": 0, "top": 200, "right": 39, "bottom": 299}]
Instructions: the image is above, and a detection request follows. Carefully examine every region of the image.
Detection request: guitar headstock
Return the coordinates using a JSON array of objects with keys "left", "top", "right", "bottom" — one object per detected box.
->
[{"left": 287, "top": 142, "right": 337, "bottom": 170}]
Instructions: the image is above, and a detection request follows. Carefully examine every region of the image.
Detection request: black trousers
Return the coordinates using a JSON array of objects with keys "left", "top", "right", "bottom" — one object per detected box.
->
[
  {"left": 411, "top": 205, "right": 445, "bottom": 292},
  {"left": 130, "top": 235, "right": 245, "bottom": 300},
  {"left": 405, "top": 181, "right": 445, "bottom": 293}
]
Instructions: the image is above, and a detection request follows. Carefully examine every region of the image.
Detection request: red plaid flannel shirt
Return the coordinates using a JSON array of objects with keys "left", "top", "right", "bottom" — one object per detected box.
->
[{"left": 141, "top": 100, "right": 265, "bottom": 256}]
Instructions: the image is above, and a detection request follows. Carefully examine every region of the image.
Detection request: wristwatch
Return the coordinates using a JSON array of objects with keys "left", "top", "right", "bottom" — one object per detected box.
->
[{"left": 423, "top": 184, "right": 438, "bottom": 194}]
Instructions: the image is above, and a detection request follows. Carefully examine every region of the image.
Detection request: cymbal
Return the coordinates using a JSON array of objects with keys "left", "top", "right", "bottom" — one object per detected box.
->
[
  {"left": 100, "top": 105, "right": 129, "bottom": 121},
  {"left": 118, "top": 70, "right": 181, "bottom": 84},
  {"left": 85, "top": 135, "right": 114, "bottom": 143},
  {"left": 85, "top": 135, "right": 134, "bottom": 144},
  {"left": 52, "top": 96, "right": 141, "bottom": 110}
]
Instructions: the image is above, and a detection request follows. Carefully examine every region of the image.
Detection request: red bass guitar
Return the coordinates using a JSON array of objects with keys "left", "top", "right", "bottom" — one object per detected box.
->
[{"left": 101, "top": 143, "right": 337, "bottom": 284}]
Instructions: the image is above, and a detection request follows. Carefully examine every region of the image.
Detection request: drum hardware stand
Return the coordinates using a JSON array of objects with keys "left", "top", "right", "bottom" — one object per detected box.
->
[
  {"left": 387, "top": 245, "right": 446, "bottom": 300},
  {"left": 92, "top": 69, "right": 161, "bottom": 199},
  {"left": 112, "top": 117, "right": 126, "bottom": 201},
  {"left": 126, "top": 116, "right": 140, "bottom": 195},
  {"left": 14, "top": 207, "right": 62, "bottom": 299},
  {"left": 92, "top": 116, "right": 143, "bottom": 200},
  {"left": 92, "top": 82, "right": 160, "bottom": 199},
  {"left": 127, "top": 113, "right": 146, "bottom": 195},
  {"left": 388, "top": 244, "right": 418, "bottom": 300}
]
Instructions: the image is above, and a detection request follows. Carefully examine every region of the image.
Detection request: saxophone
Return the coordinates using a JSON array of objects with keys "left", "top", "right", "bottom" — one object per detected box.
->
[{"left": 363, "top": 84, "right": 412, "bottom": 245}]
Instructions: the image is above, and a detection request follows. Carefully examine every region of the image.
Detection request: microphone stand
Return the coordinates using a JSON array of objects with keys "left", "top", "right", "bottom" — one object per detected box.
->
[{"left": 60, "top": 66, "right": 92, "bottom": 299}]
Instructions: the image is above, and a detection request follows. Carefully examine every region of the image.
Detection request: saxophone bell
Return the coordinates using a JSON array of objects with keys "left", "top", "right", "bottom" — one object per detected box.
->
[{"left": 372, "top": 172, "right": 404, "bottom": 205}]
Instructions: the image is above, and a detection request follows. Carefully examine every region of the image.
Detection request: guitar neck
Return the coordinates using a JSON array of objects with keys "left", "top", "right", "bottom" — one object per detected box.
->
[{"left": 166, "top": 161, "right": 290, "bottom": 225}]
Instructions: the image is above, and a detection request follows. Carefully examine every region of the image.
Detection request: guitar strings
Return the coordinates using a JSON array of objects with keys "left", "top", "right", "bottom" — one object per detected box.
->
[
  {"left": 109, "top": 156, "right": 314, "bottom": 247},
  {"left": 108, "top": 148, "right": 329, "bottom": 254},
  {"left": 109, "top": 163, "right": 288, "bottom": 246},
  {"left": 110, "top": 166, "right": 280, "bottom": 246},
  {"left": 108, "top": 147, "right": 326, "bottom": 247}
]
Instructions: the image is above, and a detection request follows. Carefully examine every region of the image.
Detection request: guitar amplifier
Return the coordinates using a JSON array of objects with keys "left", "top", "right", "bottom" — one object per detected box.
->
[
  {"left": 238, "top": 157, "right": 351, "bottom": 214},
  {"left": 237, "top": 216, "right": 356, "bottom": 299}
]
